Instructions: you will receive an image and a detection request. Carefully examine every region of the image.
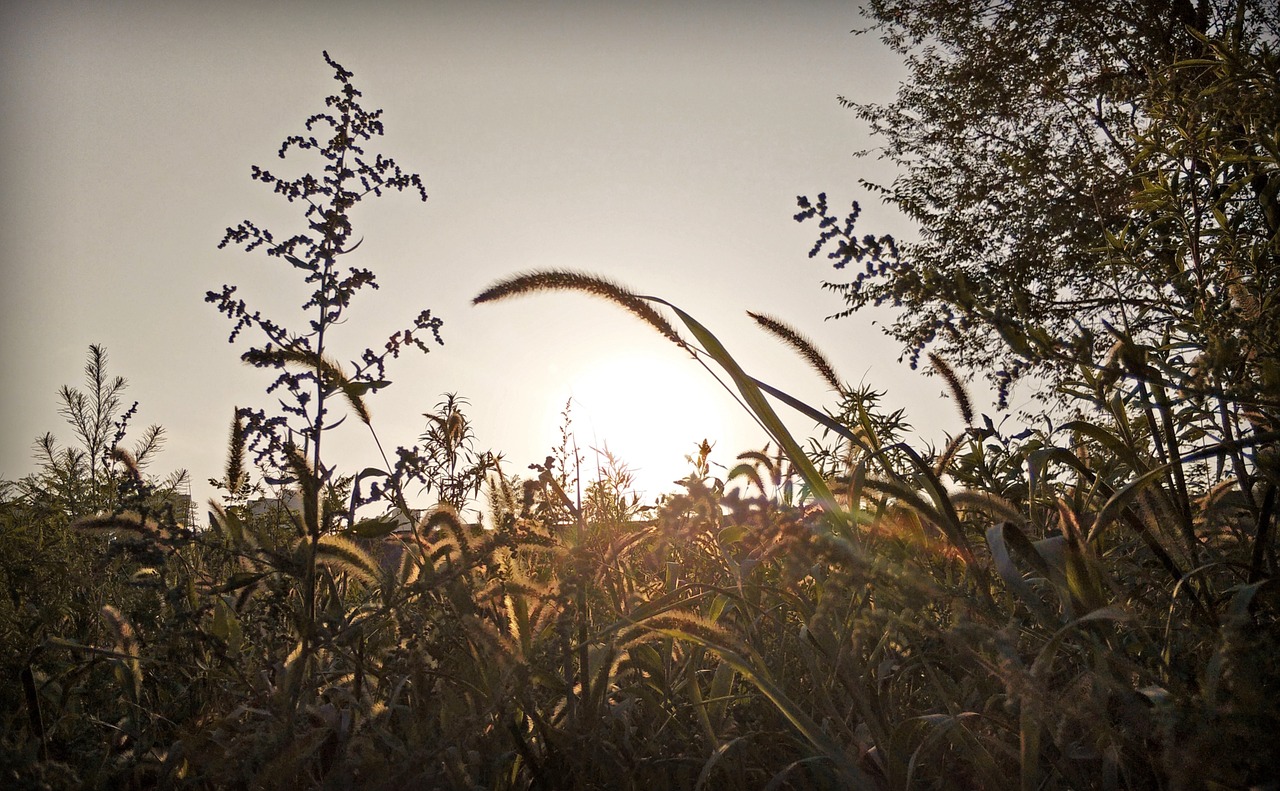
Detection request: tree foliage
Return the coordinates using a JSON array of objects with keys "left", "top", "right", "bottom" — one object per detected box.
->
[{"left": 799, "top": 0, "right": 1280, "bottom": 413}]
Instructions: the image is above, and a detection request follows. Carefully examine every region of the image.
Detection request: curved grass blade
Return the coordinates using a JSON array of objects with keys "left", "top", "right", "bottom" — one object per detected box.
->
[
  {"left": 987, "top": 522, "right": 1060, "bottom": 627},
  {"left": 643, "top": 296, "right": 839, "bottom": 514}
]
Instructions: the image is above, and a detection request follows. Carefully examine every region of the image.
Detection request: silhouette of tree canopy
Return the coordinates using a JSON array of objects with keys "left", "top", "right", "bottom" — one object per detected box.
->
[{"left": 799, "top": 0, "right": 1279, "bottom": 412}]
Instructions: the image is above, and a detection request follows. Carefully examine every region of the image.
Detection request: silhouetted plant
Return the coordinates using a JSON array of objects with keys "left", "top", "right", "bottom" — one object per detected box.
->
[
  {"left": 0, "top": 346, "right": 202, "bottom": 789},
  {"left": 208, "top": 50, "right": 440, "bottom": 488},
  {"left": 25, "top": 344, "right": 170, "bottom": 519},
  {"left": 198, "top": 51, "right": 467, "bottom": 782},
  {"left": 184, "top": 52, "right": 530, "bottom": 788},
  {"left": 798, "top": 0, "right": 1280, "bottom": 409},
  {"left": 405, "top": 393, "right": 495, "bottom": 512}
]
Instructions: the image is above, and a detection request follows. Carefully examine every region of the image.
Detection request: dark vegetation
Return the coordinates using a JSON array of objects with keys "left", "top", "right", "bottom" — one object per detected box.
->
[{"left": 3, "top": 2, "right": 1278, "bottom": 787}]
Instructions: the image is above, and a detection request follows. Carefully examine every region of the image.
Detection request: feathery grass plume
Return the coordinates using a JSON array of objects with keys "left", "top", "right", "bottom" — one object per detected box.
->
[
  {"left": 74, "top": 511, "right": 165, "bottom": 539},
  {"left": 100, "top": 605, "right": 142, "bottom": 701},
  {"left": 747, "top": 311, "right": 840, "bottom": 390},
  {"left": 526, "top": 594, "right": 563, "bottom": 634},
  {"left": 110, "top": 446, "right": 143, "bottom": 485},
  {"left": 426, "top": 537, "right": 463, "bottom": 571},
  {"left": 727, "top": 461, "right": 768, "bottom": 496},
  {"left": 594, "top": 526, "right": 658, "bottom": 582},
  {"left": 226, "top": 411, "right": 247, "bottom": 493},
  {"left": 497, "top": 578, "right": 558, "bottom": 612},
  {"left": 423, "top": 504, "right": 470, "bottom": 542},
  {"left": 282, "top": 443, "right": 320, "bottom": 537},
  {"left": 734, "top": 447, "right": 788, "bottom": 493},
  {"left": 99, "top": 605, "right": 138, "bottom": 655},
  {"left": 242, "top": 346, "right": 372, "bottom": 424},
  {"left": 473, "top": 269, "right": 685, "bottom": 346},
  {"left": 629, "top": 612, "right": 746, "bottom": 653},
  {"left": 484, "top": 468, "right": 522, "bottom": 529},
  {"left": 315, "top": 534, "right": 383, "bottom": 587},
  {"left": 282, "top": 639, "right": 305, "bottom": 680},
  {"left": 933, "top": 431, "right": 968, "bottom": 477},
  {"left": 395, "top": 543, "right": 423, "bottom": 587},
  {"left": 927, "top": 352, "right": 974, "bottom": 426},
  {"left": 950, "top": 489, "right": 1026, "bottom": 526},
  {"left": 460, "top": 612, "right": 519, "bottom": 665},
  {"left": 1197, "top": 476, "right": 1244, "bottom": 513}
]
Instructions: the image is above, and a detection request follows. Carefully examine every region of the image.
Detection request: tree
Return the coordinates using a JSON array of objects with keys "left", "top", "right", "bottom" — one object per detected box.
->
[
  {"left": 798, "top": 0, "right": 1279, "bottom": 412},
  {"left": 25, "top": 344, "right": 168, "bottom": 518}
]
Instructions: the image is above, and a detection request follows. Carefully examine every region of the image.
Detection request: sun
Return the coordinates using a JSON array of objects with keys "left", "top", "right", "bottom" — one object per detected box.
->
[{"left": 564, "top": 349, "right": 727, "bottom": 498}]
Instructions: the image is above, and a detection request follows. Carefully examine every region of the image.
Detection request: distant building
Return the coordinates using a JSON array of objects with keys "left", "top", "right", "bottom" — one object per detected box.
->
[
  {"left": 152, "top": 486, "right": 196, "bottom": 530},
  {"left": 247, "top": 488, "right": 304, "bottom": 519}
]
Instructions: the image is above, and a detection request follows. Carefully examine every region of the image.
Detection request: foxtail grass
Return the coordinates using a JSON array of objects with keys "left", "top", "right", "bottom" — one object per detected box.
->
[
  {"left": 927, "top": 352, "right": 974, "bottom": 427},
  {"left": 473, "top": 269, "right": 686, "bottom": 346},
  {"left": 747, "top": 311, "right": 841, "bottom": 390}
]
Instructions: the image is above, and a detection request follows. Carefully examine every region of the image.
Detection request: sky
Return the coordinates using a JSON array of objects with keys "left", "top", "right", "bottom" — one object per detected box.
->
[{"left": 1, "top": 1, "right": 969, "bottom": 516}]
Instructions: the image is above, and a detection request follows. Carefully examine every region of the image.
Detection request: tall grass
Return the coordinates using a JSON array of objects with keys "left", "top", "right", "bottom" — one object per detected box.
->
[
  {"left": 469, "top": 268, "right": 1279, "bottom": 789},
  {"left": 3, "top": 285, "right": 1276, "bottom": 789}
]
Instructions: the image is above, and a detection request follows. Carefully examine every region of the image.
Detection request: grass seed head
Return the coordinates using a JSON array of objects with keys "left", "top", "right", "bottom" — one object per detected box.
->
[
  {"left": 928, "top": 352, "right": 974, "bottom": 426},
  {"left": 748, "top": 311, "right": 841, "bottom": 390},
  {"left": 473, "top": 269, "right": 685, "bottom": 346}
]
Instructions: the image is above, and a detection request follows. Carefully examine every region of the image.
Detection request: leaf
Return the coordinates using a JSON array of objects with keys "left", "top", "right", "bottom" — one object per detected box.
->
[
  {"left": 205, "top": 571, "right": 267, "bottom": 596},
  {"left": 1058, "top": 420, "right": 1146, "bottom": 471},
  {"left": 1088, "top": 430, "right": 1280, "bottom": 544},
  {"left": 986, "top": 522, "right": 1060, "bottom": 627},
  {"left": 648, "top": 622, "right": 877, "bottom": 787},
  {"left": 695, "top": 736, "right": 751, "bottom": 791},
  {"left": 1088, "top": 464, "right": 1187, "bottom": 544},
  {"left": 686, "top": 650, "right": 719, "bottom": 748},
  {"left": 644, "top": 296, "right": 839, "bottom": 515},
  {"left": 706, "top": 659, "right": 736, "bottom": 728},
  {"left": 717, "top": 524, "right": 749, "bottom": 545},
  {"left": 209, "top": 502, "right": 248, "bottom": 547},
  {"left": 706, "top": 593, "right": 733, "bottom": 624},
  {"left": 1041, "top": 605, "right": 1127, "bottom": 671},
  {"left": 211, "top": 597, "right": 243, "bottom": 658},
  {"left": 350, "top": 514, "right": 400, "bottom": 539}
]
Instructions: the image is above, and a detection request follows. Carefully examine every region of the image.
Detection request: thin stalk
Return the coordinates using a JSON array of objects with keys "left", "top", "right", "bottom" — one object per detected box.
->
[
  {"left": 1143, "top": 379, "right": 1197, "bottom": 564},
  {"left": 1214, "top": 374, "right": 1256, "bottom": 510},
  {"left": 294, "top": 106, "right": 352, "bottom": 728},
  {"left": 572, "top": 441, "right": 591, "bottom": 717},
  {"left": 1248, "top": 484, "right": 1276, "bottom": 584}
]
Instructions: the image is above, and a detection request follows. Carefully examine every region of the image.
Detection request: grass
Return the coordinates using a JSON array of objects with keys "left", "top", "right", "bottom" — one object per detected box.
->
[{"left": 5, "top": 277, "right": 1274, "bottom": 789}]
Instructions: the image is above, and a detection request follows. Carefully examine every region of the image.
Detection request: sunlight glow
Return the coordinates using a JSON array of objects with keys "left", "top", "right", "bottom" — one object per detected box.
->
[{"left": 564, "top": 349, "right": 727, "bottom": 499}]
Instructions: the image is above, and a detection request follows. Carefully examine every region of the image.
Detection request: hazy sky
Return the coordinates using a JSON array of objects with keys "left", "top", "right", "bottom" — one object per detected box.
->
[{"left": 2, "top": 1, "right": 965, "bottom": 513}]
